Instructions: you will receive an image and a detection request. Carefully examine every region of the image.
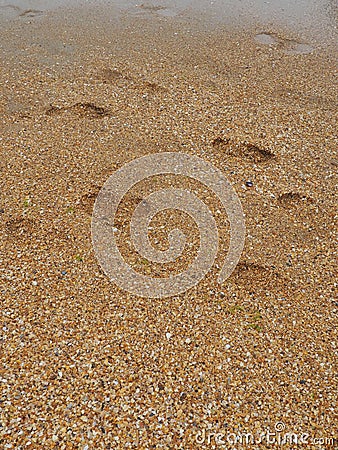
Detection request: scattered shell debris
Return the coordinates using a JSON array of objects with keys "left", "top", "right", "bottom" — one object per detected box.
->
[{"left": 0, "top": 3, "right": 337, "bottom": 449}]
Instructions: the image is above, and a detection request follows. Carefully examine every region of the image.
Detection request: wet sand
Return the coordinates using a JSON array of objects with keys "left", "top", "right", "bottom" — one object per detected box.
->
[{"left": 0, "top": 1, "right": 337, "bottom": 448}]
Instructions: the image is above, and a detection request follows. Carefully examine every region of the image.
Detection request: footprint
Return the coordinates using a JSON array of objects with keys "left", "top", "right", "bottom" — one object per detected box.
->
[
  {"left": 135, "top": 3, "right": 180, "bottom": 17},
  {"left": 212, "top": 137, "right": 275, "bottom": 163},
  {"left": 278, "top": 192, "right": 314, "bottom": 208},
  {"left": 142, "top": 80, "right": 166, "bottom": 93},
  {"left": 274, "top": 87, "right": 335, "bottom": 109},
  {"left": 284, "top": 43, "right": 314, "bottom": 55},
  {"left": 71, "top": 103, "right": 109, "bottom": 118},
  {"left": 236, "top": 261, "right": 270, "bottom": 274},
  {"left": 254, "top": 32, "right": 314, "bottom": 55},
  {"left": 6, "top": 99, "right": 30, "bottom": 115},
  {"left": 0, "top": 4, "right": 20, "bottom": 19},
  {"left": 212, "top": 137, "right": 230, "bottom": 147},
  {"left": 98, "top": 68, "right": 132, "bottom": 83},
  {"left": 19, "top": 9, "right": 43, "bottom": 18},
  {"left": 5, "top": 217, "right": 36, "bottom": 236},
  {"left": 46, "top": 103, "right": 110, "bottom": 119},
  {"left": 97, "top": 69, "right": 165, "bottom": 94},
  {"left": 0, "top": 5, "right": 44, "bottom": 20},
  {"left": 77, "top": 187, "right": 101, "bottom": 215},
  {"left": 233, "top": 261, "right": 294, "bottom": 295},
  {"left": 138, "top": 4, "right": 168, "bottom": 12}
]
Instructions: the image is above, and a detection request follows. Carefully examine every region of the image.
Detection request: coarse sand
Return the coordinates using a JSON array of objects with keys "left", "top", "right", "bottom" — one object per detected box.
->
[{"left": 0, "top": 2, "right": 337, "bottom": 448}]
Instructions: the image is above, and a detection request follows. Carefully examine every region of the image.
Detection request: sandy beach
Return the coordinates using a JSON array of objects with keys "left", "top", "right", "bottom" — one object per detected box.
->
[{"left": 0, "top": 1, "right": 337, "bottom": 448}]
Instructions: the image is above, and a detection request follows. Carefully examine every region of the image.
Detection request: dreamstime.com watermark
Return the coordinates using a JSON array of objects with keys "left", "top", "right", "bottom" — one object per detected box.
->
[
  {"left": 195, "top": 422, "right": 337, "bottom": 447},
  {"left": 91, "top": 152, "right": 245, "bottom": 298}
]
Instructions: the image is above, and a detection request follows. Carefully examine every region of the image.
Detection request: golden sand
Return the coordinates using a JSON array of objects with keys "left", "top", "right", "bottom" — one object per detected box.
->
[{"left": 0, "top": 3, "right": 337, "bottom": 448}]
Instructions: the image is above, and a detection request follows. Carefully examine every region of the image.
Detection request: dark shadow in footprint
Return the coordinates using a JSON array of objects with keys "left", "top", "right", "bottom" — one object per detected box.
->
[
  {"left": 19, "top": 9, "right": 43, "bottom": 18},
  {"left": 278, "top": 192, "right": 314, "bottom": 208},
  {"left": 4, "top": 217, "right": 73, "bottom": 251},
  {"left": 232, "top": 261, "right": 295, "bottom": 295},
  {"left": 136, "top": 3, "right": 181, "bottom": 17},
  {"left": 77, "top": 187, "right": 101, "bottom": 215},
  {"left": 212, "top": 137, "right": 275, "bottom": 163},
  {"left": 239, "top": 143, "right": 274, "bottom": 163},
  {"left": 212, "top": 137, "right": 230, "bottom": 148},
  {"left": 46, "top": 103, "right": 110, "bottom": 119},
  {"left": 142, "top": 81, "right": 167, "bottom": 93},
  {"left": 5, "top": 217, "right": 36, "bottom": 236},
  {"left": 71, "top": 103, "right": 109, "bottom": 118},
  {"left": 138, "top": 4, "right": 167, "bottom": 12}
]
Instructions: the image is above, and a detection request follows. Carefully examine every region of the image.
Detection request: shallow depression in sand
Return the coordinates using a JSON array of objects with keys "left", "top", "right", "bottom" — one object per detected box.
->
[{"left": 254, "top": 32, "right": 315, "bottom": 55}]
